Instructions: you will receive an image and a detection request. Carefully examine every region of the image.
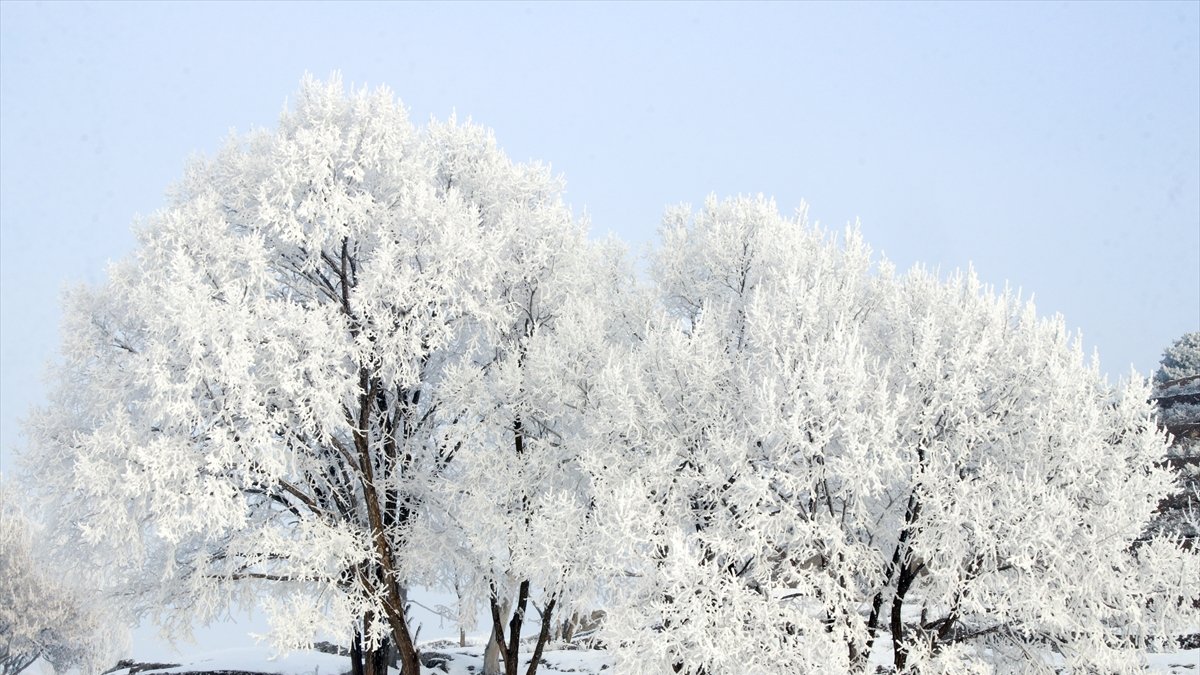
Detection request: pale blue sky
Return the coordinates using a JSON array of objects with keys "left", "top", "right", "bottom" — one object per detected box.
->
[{"left": 1, "top": 0, "right": 1198, "bottom": 658}]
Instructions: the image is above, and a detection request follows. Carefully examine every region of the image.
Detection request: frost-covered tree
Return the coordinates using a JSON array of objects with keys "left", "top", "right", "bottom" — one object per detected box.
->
[
  {"left": 1154, "top": 331, "right": 1200, "bottom": 385},
  {"left": 409, "top": 185, "right": 640, "bottom": 674},
  {"left": 1153, "top": 332, "right": 1200, "bottom": 447},
  {"left": 19, "top": 73, "right": 1197, "bottom": 674},
  {"left": 586, "top": 196, "right": 1198, "bottom": 674},
  {"left": 1, "top": 483, "right": 118, "bottom": 675},
  {"left": 21, "top": 76, "right": 601, "bottom": 675},
  {"left": 1147, "top": 332, "right": 1200, "bottom": 549}
]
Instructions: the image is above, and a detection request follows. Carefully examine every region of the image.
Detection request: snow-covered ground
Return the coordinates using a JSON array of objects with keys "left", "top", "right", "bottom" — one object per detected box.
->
[
  {"left": 74, "top": 589, "right": 1200, "bottom": 675},
  {"left": 105, "top": 647, "right": 351, "bottom": 675},
  {"left": 413, "top": 645, "right": 613, "bottom": 675},
  {"left": 103, "top": 644, "right": 614, "bottom": 675},
  {"left": 1144, "top": 650, "right": 1200, "bottom": 674},
  {"left": 97, "top": 642, "right": 1198, "bottom": 675},
  {"left": 121, "top": 588, "right": 485, "bottom": 663},
  {"left": 100, "top": 586, "right": 616, "bottom": 675}
]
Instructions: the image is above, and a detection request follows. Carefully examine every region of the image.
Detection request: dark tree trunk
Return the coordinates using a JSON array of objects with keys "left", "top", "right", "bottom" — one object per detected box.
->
[
  {"left": 489, "top": 587, "right": 559, "bottom": 675},
  {"left": 504, "top": 581, "right": 530, "bottom": 675},
  {"left": 364, "top": 638, "right": 390, "bottom": 675},
  {"left": 337, "top": 245, "right": 424, "bottom": 675},
  {"left": 524, "top": 595, "right": 556, "bottom": 675},
  {"left": 891, "top": 562, "right": 918, "bottom": 672},
  {"left": 854, "top": 439, "right": 928, "bottom": 673},
  {"left": 351, "top": 630, "right": 365, "bottom": 675}
]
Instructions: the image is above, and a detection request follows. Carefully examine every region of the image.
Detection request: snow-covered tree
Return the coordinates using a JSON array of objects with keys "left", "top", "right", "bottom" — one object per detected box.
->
[
  {"left": 21, "top": 75, "right": 601, "bottom": 675},
  {"left": 19, "top": 73, "right": 1196, "bottom": 674},
  {"left": 409, "top": 178, "right": 641, "bottom": 673},
  {"left": 1152, "top": 332, "right": 1200, "bottom": 449},
  {"left": 586, "top": 196, "right": 1198, "bottom": 674},
  {"left": 1147, "top": 332, "right": 1200, "bottom": 549},
  {"left": 1154, "top": 331, "right": 1200, "bottom": 385},
  {"left": 1, "top": 482, "right": 119, "bottom": 674}
]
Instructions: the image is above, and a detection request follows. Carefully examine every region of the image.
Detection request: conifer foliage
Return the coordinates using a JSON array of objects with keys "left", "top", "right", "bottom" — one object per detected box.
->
[{"left": 1147, "top": 332, "right": 1200, "bottom": 550}]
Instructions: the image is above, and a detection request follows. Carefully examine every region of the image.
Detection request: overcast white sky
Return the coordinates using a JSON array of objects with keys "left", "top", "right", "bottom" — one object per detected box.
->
[{"left": 2, "top": 0, "right": 1198, "bottom": 660}]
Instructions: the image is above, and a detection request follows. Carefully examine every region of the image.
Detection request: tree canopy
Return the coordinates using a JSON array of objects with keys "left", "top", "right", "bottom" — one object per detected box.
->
[
  {"left": 15, "top": 78, "right": 1198, "bottom": 674},
  {"left": 1, "top": 483, "right": 118, "bottom": 675},
  {"left": 1154, "top": 332, "right": 1200, "bottom": 385}
]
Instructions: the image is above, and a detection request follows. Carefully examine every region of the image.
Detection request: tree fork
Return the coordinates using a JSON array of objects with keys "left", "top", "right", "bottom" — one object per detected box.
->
[
  {"left": 524, "top": 594, "right": 557, "bottom": 675},
  {"left": 503, "top": 579, "right": 531, "bottom": 675},
  {"left": 856, "top": 485, "right": 923, "bottom": 671}
]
